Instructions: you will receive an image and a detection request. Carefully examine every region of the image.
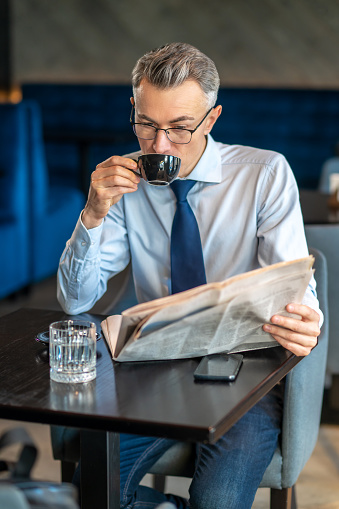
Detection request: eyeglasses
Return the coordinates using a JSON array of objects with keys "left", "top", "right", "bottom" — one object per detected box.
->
[{"left": 130, "top": 105, "right": 213, "bottom": 145}]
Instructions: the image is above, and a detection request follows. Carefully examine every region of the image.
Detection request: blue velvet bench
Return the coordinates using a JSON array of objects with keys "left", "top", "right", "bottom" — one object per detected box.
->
[
  {"left": 0, "top": 100, "right": 85, "bottom": 298},
  {"left": 22, "top": 84, "right": 339, "bottom": 190}
]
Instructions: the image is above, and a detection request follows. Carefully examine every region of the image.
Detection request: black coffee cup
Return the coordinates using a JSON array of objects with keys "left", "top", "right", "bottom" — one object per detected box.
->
[{"left": 136, "top": 154, "right": 181, "bottom": 186}]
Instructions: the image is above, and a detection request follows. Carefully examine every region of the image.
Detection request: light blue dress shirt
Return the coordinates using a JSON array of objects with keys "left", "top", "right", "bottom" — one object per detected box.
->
[{"left": 57, "top": 135, "right": 321, "bottom": 322}]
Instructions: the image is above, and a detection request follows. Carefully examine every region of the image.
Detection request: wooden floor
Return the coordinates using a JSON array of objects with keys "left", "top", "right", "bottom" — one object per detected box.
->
[{"left": 1, "top": 275, "right": 339, "bottom": 508}]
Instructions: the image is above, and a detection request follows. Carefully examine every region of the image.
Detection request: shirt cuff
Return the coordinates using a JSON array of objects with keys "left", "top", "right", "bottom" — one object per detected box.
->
[{"left": 69, "top": 211, "right": 104, "bottom": 259}]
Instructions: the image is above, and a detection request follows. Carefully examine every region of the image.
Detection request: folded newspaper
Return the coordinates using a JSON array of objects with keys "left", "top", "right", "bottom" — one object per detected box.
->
[{"left": 101, "top": 256, "right": 314, "bottom": 362}]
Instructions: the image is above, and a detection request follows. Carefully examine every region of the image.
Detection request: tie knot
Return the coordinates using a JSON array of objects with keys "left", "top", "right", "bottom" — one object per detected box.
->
[{"left": 171, "top": 179, "right": 196, "bottom": 202}]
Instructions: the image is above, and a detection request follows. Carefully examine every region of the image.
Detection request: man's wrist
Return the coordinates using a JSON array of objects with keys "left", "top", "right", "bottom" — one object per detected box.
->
[{"left": 81, "top": 208, "right": 103, "bottom": 230}]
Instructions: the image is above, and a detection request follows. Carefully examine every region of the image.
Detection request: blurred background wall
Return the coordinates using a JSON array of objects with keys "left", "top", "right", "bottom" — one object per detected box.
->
[{"left": 12, "top": 0, "right": 339, "bottom": 88}]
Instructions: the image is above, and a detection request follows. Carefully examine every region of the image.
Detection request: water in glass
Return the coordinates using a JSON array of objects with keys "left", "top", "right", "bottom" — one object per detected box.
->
[{"left": 49, "top": 320, "right": 96, "bottom": 383}]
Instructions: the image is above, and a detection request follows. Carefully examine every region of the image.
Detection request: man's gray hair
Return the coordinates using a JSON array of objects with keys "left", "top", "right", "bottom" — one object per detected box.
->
[{"left": 132, "top": 42, "right": 220, "bottom": 108}]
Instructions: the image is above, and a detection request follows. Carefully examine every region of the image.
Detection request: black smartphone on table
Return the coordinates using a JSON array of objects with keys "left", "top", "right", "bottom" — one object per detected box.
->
[{"left": 194, "top": 353, "right": 243, "bottom": 381}]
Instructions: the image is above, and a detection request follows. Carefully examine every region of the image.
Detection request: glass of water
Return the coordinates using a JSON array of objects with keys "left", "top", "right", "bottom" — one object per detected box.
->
[{"left": 49, "top": 320, "right": 96, "bottom": 383}]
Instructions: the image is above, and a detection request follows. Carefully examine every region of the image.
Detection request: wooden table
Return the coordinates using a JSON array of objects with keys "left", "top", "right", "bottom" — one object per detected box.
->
[
  {"left": 0, "top": 308, "right": 302, "bottom": 509},
  {"left": 299, "top": 189, "right": 339, "bottom": 224}
]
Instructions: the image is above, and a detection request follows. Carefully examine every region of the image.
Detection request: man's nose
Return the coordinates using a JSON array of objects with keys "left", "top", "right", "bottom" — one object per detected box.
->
[{"left": 153, "top": 129, "right": 172, "bottom": 153}]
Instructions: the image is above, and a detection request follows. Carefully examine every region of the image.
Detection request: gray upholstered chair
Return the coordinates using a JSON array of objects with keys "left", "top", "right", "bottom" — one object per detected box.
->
[
  {"left": 155, "top": 504, "right": 176, "bottom": 509},
  {"left": 50, "top": 248, "right": 328, "bottom": 509},
  {"left": 0, "top": 485, "right": 30, "bottom": 509},
  {"left": 305, "top": 225, "right": 339, "bottom": 409}
]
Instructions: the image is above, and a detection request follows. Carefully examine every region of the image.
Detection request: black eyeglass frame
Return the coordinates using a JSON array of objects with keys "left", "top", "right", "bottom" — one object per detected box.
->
[{"left": 130, "top": 105, "right": 214, "bottom": 145}]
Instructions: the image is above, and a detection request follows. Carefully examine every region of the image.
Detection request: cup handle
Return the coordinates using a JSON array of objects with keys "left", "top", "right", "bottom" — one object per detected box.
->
[
  {"left": 129, "top": 168, "right": 141, "bottom": 177},
  {"left": 129, "top": 159, "right": 141, "bottom": 177}
]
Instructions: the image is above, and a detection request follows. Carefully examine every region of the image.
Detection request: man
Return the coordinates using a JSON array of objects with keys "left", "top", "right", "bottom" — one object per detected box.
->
[{"left": 58, "top": 43, "right": 321, "bottom": 508}]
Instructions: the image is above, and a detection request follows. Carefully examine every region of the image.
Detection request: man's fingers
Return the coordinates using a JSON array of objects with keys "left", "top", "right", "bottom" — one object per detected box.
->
[
  {"left": 95, "top": 156, "right": 138, "bottom": 172},
  {"left": 91, "top": 165, "right": 140, "bottom": 187},
  {"left": 285, "top": 303, "right": 320, "bottom": 322},
  {"left": 263, "top": 323, "right": 318, "bottom": 349},
  {"left": 92, "top": 172, "right": 139, "bottom": 191},
  {"left": 263, "top": 302, "right": 320, "bottom": 357},
  {"left": 97, "top": 155, "right": 138, "bottom": 168},
  {"left": 269, "top": 333, "right": 318, "bottom": 357},
  {"left": 268, "top": 314, "right": 320, "bottom": 338}
]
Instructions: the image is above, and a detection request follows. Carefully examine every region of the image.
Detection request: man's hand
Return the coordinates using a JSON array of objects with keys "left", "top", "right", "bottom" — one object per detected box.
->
[
  {"left": 263, "top": 303, "right": 320, "bottom": 356},
  {"left": 82, "top": 156, "right": 140, "bottom": 230}
]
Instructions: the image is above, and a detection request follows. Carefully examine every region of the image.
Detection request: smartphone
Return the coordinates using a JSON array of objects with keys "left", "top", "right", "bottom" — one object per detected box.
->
[{"left": 194, "top": 353, "right": 243, "bottom": 381}]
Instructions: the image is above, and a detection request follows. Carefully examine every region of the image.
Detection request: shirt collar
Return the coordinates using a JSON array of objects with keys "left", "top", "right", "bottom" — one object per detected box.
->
[{"left": 183, "top": 134, "right": 222, "bottom": 184}]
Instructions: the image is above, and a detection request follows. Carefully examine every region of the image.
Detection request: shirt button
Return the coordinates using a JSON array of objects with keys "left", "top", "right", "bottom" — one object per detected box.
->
[{"left": 81, "top": 241, "right": 86, "bottom": 246}]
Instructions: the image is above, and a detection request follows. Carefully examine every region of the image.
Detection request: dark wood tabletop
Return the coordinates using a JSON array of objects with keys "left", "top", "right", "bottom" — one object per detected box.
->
[
  {"left": 0, "top": 307, "right": 301, "bottom": 443},
  {"left": 299, "top": 189, "right": 339, "bottom": 224},
  {"left": 0, "top": 307, "right": 302, "bottom": 509}
]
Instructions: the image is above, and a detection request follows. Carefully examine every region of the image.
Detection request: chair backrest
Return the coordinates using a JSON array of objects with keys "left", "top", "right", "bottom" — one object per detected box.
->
[
  {"left": 305, "top": 225, "right": 339, "bottom": 375},
  {"left": 279, "top": 247, "right": 328, "bottom": 487},
  {"left": 0, "top": 103, "right": 30, "bottom": 219},
  {"left": 20, "top": 98, "right": 85, "bottom": 282},
  {"left": 23, "top": 100, "right": 50, "bottom": 217}
]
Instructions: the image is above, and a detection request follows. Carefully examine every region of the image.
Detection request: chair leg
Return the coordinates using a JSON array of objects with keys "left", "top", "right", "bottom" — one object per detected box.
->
[
  {"left": 270, "top": 485, "right": 297, "bottom": 509},
  {"left": 61, "top": 460, "right": 77, "bottom": 483},
  {"left": 152, "top": 474, "right": 166, "bottom": 493}
]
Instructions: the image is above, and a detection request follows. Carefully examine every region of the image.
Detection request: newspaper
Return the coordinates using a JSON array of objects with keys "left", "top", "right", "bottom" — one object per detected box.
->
[{"left": 101, "top": 256, "right": 314, "bottom": 362}]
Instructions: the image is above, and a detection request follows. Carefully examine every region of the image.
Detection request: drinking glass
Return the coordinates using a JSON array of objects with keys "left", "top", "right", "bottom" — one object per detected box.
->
[{"left": 49, "top": 320, "right": 96, "bottom": 383}]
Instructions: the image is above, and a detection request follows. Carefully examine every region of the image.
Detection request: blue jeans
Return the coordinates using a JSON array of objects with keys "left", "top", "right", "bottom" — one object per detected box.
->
[{"left": 74, "top": 383, "right": 283, "bottom": 509}]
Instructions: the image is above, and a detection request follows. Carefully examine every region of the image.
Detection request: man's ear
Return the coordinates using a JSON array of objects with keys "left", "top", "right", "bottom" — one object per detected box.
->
[
  {"left": 204, "top": 105, "right": 222, "bottom": 134},
  {"left": 130, "top": 97, "right": 135, "bottom": 106}
]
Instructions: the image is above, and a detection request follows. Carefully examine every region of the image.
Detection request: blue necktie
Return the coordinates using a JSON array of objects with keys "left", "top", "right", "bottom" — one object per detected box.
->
[{"left": 170, "top": 180, "right": 207, "bottom": 294}]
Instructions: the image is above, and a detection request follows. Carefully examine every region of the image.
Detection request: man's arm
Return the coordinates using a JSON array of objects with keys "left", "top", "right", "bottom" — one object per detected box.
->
[
  {"left": 256, "top": 154, "right": 321, "bottom": 356},
  {"left": 57, "top": 156, "right": 140, "bottom": 314}
]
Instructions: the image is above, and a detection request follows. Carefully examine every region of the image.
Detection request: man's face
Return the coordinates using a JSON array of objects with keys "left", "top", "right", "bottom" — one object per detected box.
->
[{"left": 132, "top": 79, "right": 221, "bottom": 178}]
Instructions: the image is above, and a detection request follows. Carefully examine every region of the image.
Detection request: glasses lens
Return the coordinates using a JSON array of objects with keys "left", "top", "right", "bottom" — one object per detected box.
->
[
  {"left": 133, "top": 124, "right": 157, "bottom": 140},
  {"left": 133, "top": 124, "right": 192, "bottom": 144},
  {"left": 167, "top": 129, "right": 192, "bottom": 144}
]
